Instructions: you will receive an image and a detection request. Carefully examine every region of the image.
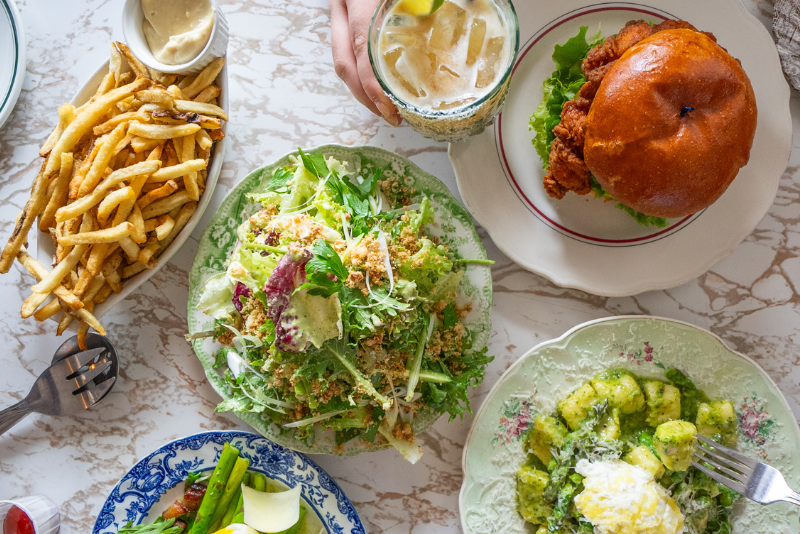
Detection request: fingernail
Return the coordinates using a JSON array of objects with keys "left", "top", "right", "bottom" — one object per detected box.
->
[{"left": 375, "top": 100, "right": 401, "bottom": 127}]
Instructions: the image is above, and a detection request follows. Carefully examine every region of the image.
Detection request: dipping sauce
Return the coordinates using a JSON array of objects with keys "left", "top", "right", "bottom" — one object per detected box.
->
[
  {"left": 2, "top": 506, "right": 34, "bottom": 534},
  {"left": 141, "top": 0, "right": 215, "bottom": 65}
]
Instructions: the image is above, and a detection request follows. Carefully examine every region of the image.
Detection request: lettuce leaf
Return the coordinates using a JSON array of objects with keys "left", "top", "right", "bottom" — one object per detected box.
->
[
  {"left": 590, "top": 178, "right": 669, "bottom": 228},
  {"left": 529, "top": 25, "right": 602, "bottom": 169}
]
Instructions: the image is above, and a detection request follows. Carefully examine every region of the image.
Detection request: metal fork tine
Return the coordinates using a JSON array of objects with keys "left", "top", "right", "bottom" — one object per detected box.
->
[
  {"left": 691, "top": 460, "right": 747, "bottom": 494},
  {"left": 60, "top": 347, "right": 108, "bottom": 375},
  {"left": 696, "top": 434, "right": 758, "bottom": 469},
  {"left": 696, "top": 443, "right": 753, "bottom": 476},
  {"left": 71, "top": 359, "right": 113, "bottom": 390},
  {"left": 76, "top": 375, "right": 116, "bottom": 408},
  {"left": 693, "top": 451, "right": 749, "bottom": 484}
]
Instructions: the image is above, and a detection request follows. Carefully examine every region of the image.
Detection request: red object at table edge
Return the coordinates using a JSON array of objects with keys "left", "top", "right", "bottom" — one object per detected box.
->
[{"left": 3, "top": 506, "right": 34, "bottom": 534}]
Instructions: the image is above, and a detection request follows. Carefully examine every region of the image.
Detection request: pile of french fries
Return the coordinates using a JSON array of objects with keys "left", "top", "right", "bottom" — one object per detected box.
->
[{"left": 0, "top": 42, "right": 226, "bottom": 347}]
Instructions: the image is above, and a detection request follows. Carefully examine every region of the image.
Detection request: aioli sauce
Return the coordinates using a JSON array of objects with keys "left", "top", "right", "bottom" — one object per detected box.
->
[{"left": 141, "top": 0, "right": 215, "bottom": 65}]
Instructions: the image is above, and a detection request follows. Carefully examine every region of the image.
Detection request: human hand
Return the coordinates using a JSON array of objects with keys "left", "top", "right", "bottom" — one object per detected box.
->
[{"left": 330, "top": 0, "right": 402, "bottom": 126}]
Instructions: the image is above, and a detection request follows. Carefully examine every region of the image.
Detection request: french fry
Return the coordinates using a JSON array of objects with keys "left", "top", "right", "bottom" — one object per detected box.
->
[
  {"left": 151, "top": 109, "right": 221, "bottom": 129},
  {"left": 39, "top": 152, "right": 74, "bottom": 231},
  {"left": 141, "top": 190, "right": 192, "bottom": 219},
  {"left": 114, "top": 42, "right": 149, "bottom": 79},
  {"left": 196, "top": 129, "right": 213, "bottom": 151},
  {"left": 97, "top": 186, "right": 135, "bottom": 227},
  {"left": 92, "top": 73, "right": 117, "bottom": 100},
  {"left": 74, "top": 246, "right": 109, "bottom": 298},
  {"left": 138, "top": 240, "right": 160, "bottom": 266},
  {"left": 193, "top": 85, "right": 221, "bottom": 104},
  {"left": 102, "top": 250, "right": 123, "bottom": 278},
  {"left": 155, "top": 215, "right": 175, "bottom": 241},
  {"left": 30, "top": 243, "right": 90, "bottom": 294},
  {"left": 119, "top": 235, "right": 140, "bottom": 261},
  {"left": 34, "top": 299, "right": 62, "bottom": 322},
  {"left": 180, "top": 131, "right": 200, "bottom": 200},
  {"left": 147, "top": 158, "right": 206, "bottom": 183},
  {"left": 106, "top": 270, "right": 123, "bottom": 293},
  {"left": 129, "top": 202, "right": 147, "bottom": 244},
  {"left": 156, "top": 201, "right": 196, "bottom": 253},
  {"left": 122, "top": 261, "right": 147, "bottom": 279},
  {"left": 137, "top": 180, "right": 179, "bottom": 209},
  {"left": 44, "top": 77, "right": 149, "bottom": 177},
  {"left": 58, "top": 222, "right": 133, "bottom": 246},
  {"left": 22, "top": 291, "right": 51, "bottom": 318},
  {"left": 131, "top": 136, "right": 163, "bottom": 153},
  {"left": 109, "top": 42, "right": 123, "bottom": 85},
  {"left": 174, "top": 100, "right": 228, "bottom": 121},
  {"left": 136, "top": 89, "right": 175, "bottom": 109},
  {"left": 147, "top": 144, "right": 164, "bottom": 162},
  {"left": 93, "top": 111, "right": 150, "bottom": 136},
  {"left": 68, "top": 141, "right": 101, "bottom": 200},
  {"left": 93, "top": 283, "right": 114, "bottom": 305},
  {"left": 78, "top": 123, "right": 128, "bottom": 197},
  {"left": 0, "top": 162, "right": 52, "bottom": 273},
  {"left": 182, "top": 58, "right": 225, "bottom": 98},
  {"left": 128, "top": 122, "right": 200, "bottom": 140},
  {"left": 55, "top": 160, "right": 161, "bottom": 223},
  {"left": 40, "top": 103, "right": 77, "bottom": 157},
  {"left": 57, "top": 308, "right": 73, "bottom": 335}
]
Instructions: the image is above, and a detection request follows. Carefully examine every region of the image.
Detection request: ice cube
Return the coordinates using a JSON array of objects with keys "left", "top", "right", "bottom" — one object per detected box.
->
[
  {"left": 386, "top": 14, "right": 417, "bottom": 28},
  {"left": 466, "top": 18, "right": 487, "bottom": 65},
  {"left": 384, "top": 31, "right": 417, "bottom": 47},
  {"left": 475, "top": 36, "right": 504, "bottom": 88},
  {"left": 384, "top": 48, "right": 427, "bottom": 98},
  {"left": 439, "top": 64, "right": 460, "bottom": 78},
  {"left": 428, "top": 1, "right": 467, "bottom": 50},
  {"left": 434, "top": 97, "right": 476, "bottom": 110}
]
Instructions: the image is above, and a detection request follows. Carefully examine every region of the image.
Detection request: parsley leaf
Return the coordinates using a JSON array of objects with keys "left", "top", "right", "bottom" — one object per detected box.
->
[
  {"left": 298, "top": 147, "right": 329, "bottom": 178},
  {"left": 266, "top": 167, "right": 292, "bottom": 192},
  {"left": 300, "top": 239, "right": 348, "bottom": 297}
]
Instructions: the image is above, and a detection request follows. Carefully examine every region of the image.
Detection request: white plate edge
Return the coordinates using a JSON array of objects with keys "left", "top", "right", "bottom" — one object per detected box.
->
[{"left": 0, "top": 0, "right": 27, "bottom": 130}]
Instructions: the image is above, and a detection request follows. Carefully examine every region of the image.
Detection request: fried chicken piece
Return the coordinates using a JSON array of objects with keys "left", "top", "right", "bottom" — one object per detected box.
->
[
  {"left": 544, "top": 138, "right": 592, "bottom": 199},
  {"left": 552, "top": 97, "right": 591, "bottom": 153},
  {"left": 543, "top": 19, "right": 711, "bottom": 199}
]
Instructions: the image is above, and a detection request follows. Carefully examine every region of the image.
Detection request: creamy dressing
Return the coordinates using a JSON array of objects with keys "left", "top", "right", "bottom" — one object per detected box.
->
[{"left": 141, "top": 0, "right": 215, "bottom": 65}]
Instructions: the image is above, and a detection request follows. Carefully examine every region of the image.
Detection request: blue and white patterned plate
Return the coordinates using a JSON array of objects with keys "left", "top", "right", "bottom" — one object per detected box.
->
[{"left": 92, "top": 431, "right": 365, "bottom": 534}]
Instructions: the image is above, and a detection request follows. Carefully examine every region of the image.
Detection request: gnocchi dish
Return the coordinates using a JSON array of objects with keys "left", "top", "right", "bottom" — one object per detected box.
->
[{"left": 517, "top": 367, "right": 738, "bottom": 534}]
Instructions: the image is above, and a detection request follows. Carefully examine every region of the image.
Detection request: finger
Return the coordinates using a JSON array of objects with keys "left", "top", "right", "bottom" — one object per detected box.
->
[
  {"left": 347, "top": 0, "right": 402, "bottom": 126},
  {"left": 330, "top": 0, "right": 381, "bottom": 116}
]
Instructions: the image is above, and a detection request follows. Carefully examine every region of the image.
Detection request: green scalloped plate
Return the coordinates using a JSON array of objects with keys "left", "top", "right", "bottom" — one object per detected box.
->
[
  {"left": 460, "top": 316, "right": 800, "bottom": 534},
  {"left": 188, "top": 144, "right": 492, "bottom": 456}
]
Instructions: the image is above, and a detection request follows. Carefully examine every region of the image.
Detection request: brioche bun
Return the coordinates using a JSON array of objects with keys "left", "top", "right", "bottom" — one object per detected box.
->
[{"left": 584, "top": 29, "right": 757, "bottom": 219}]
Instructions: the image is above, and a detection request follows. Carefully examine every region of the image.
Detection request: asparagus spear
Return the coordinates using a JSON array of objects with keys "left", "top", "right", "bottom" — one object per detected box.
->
[
  {"left": 189, "top": 443, "right": 239, "bottom": 534},
  {"left": 209, "top": 456, "right": 250, "bottom": 531},
  {"left": 252, "top": 472, "right": 267, "bottom": 492},
  {"left": 219, "top": 485, "right": 245, "bottom": 528}
]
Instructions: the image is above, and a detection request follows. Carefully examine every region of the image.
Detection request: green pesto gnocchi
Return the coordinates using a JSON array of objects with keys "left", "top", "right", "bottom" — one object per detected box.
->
[{"left": 515, "top": 366, "right": 740, "bottom": 534}]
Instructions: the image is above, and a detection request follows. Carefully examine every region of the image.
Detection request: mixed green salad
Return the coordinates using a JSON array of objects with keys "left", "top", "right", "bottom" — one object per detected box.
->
[
  {"left": 529, "top": 26, "right": 669, "bottom": 228},
  {"left": 517, "top": 367, "right": 738, "bottom": 534},
  {"left": 194, "top": 150, "right": 492, "bottom": 462}
]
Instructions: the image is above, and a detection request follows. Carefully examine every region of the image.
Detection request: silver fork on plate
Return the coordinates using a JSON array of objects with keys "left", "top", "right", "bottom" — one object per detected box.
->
[
  {"left": 692, "top": 434, "right": 800, "bottom": 506},
  {"left": 0, "top": 334, "right": 118, "bottom": 436}
]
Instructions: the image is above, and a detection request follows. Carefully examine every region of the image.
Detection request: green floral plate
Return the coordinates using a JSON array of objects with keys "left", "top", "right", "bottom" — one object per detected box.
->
[
  {"left": 460, "top": 316, "right": 800, "bottom": 533},
  {"left": 187, "top": 144, "right": 492, "bottom": 456}
]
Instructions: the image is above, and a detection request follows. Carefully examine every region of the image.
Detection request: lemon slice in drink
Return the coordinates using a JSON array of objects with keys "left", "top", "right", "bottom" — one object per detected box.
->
[{"left": 398, "top": 0, "right": 445, "bottom": 16}]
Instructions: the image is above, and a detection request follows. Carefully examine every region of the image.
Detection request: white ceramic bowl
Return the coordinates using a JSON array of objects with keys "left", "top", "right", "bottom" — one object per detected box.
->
[
  {"left": 121, "top": 0, "right": 229, "bottom": 76},
  {"left": 35, "top": 58, "right": 228, "bottom": 322},
  {"left": 0, "top": 0, "right": 26, "bottom": 130}
]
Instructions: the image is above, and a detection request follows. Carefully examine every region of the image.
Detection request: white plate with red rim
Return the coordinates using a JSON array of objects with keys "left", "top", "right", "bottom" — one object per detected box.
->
[
  {"left": 449, "top": 0, "right": 792, "bottom": 297},
  {"left": 34, "top": 57, "right": 227, "bottom": 321}
]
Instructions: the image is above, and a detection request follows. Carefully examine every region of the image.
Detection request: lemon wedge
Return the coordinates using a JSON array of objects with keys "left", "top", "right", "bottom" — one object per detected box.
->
[{"left": 398, "top": 0, "right": 445, "bottom": 16}]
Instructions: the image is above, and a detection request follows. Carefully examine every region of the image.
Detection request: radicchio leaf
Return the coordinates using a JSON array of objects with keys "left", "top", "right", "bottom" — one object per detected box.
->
[
  {"left": 264, "top": 249, "right": 312, "bottom": 351},
  {"left": 232, "top": 282, "right": 252, "bottom": 312}
]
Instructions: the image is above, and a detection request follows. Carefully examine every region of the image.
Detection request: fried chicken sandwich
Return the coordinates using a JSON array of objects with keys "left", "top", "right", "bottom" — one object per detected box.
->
[{"left": 530, "top": 20, "right": 757, "bottom": 226}]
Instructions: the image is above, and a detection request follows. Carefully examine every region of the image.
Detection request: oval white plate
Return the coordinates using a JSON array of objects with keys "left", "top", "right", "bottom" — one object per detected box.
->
[
  {"left": 449, "top": 0, "right": 792, "bottom": 297},
  {"left": 35, "top": 58, "right": 227, "bottom": 320},
  {"left": 92, "top": 430, "right": 365, "bottom": 534},
  {"left": 0, "top": 0, "right": 26, "bottom": 130},
  {"left": 459, "top": 316, "right": 800, "bottom": 534}
]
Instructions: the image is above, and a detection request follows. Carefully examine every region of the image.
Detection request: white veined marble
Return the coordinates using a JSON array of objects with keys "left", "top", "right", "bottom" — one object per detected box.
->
[{"left": 0, "top": 0, "right": 797, "bottom": 533}]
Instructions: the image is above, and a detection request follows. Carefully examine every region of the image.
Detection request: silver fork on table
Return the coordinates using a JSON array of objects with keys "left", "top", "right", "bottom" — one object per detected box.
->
[
  {"left": 692, "top": 434, "right": 800, "bottom": 506},
  {"left": 0, "top": 333, "right": 118, "bottom": 436}
]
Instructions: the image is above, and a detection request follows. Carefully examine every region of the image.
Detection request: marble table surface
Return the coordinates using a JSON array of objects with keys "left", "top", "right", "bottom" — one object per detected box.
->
[{"left": 0, "top": 0, "right": 796, "bottom": 532}]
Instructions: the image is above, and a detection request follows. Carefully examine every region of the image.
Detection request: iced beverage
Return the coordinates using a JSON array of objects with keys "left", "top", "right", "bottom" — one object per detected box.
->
[{"left": 370, "top": 0, "right": 518, "bottom": 142}]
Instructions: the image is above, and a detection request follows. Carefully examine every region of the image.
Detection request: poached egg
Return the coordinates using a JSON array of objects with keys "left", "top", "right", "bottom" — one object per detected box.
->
[{"left": 574, "top": 459, "right": 684, "bottom": 534}]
